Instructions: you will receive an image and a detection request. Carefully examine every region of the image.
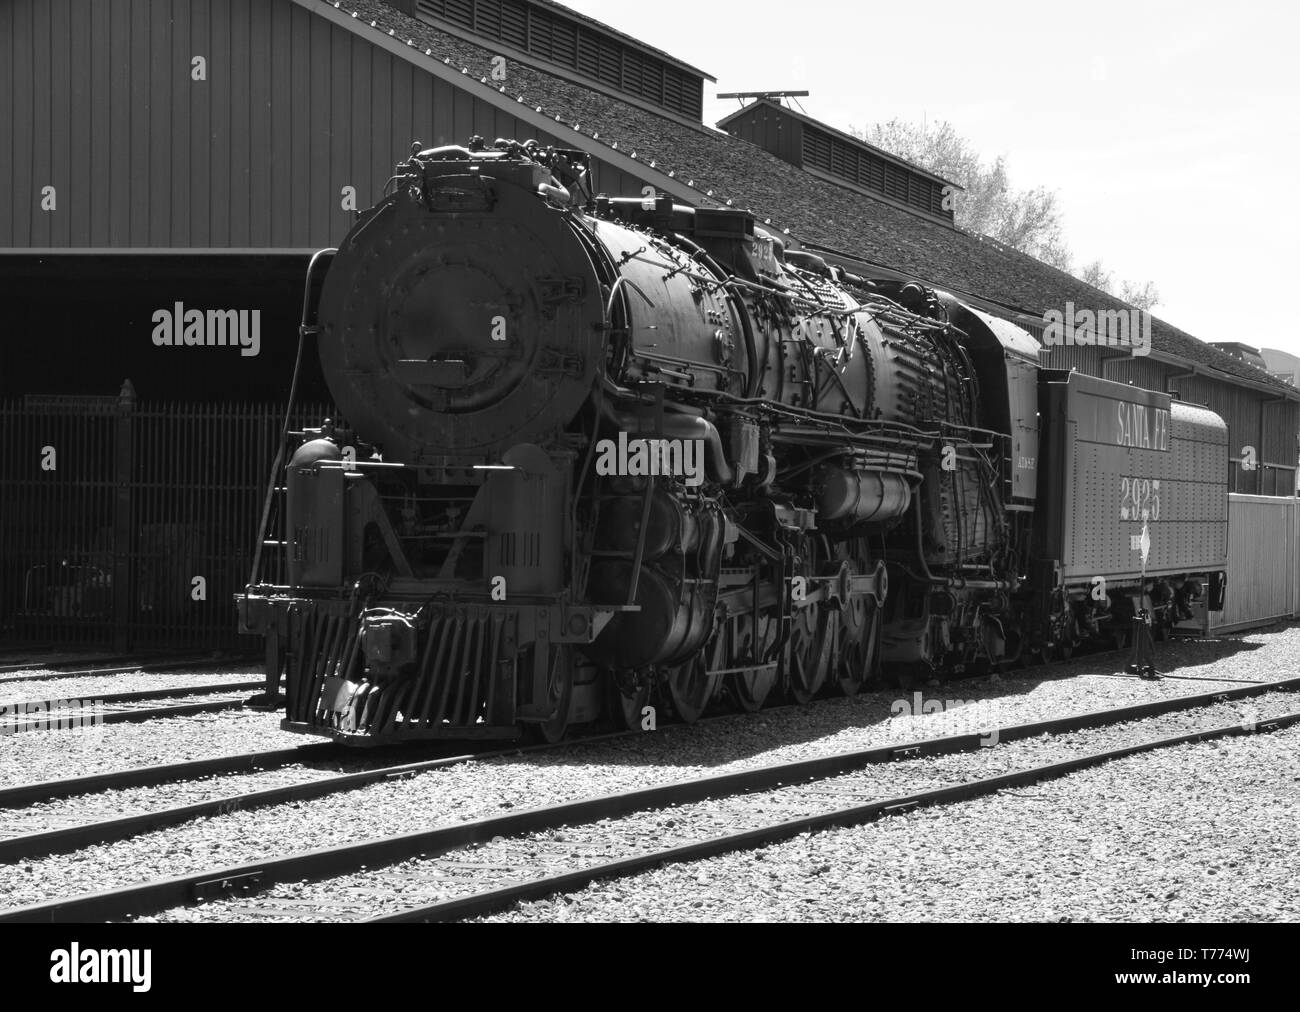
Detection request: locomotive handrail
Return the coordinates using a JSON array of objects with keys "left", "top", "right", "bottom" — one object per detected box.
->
[
  {"left": 315, "top": 460, "right": 408, "bottom": 470},
  {"left": 602, "top": 274, "right": 655, "bottom": 322},
  {"left": 246, "top": 247, "right": 337, "bottom": 591}
]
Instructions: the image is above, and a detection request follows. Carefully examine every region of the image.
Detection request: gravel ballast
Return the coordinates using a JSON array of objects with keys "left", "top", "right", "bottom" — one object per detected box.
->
[
  {"left": 0, "top": 709, "right": 306, "bottom": 789},
  {"left": 1, "top": 624, "right": 1297, "bottom": 919},
  {"left": 136, "top": 690, "right": 1299, "bottom": 922},
  {"left": 474, "top": 724, "right": 1300, "bottom": 923}
]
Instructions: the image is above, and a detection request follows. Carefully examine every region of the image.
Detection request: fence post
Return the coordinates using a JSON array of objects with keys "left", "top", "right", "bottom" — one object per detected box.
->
[
  {"left": 1293, "top": 498, "right": 1300, "bottom": 619},
  {"left": 112, "top": 380, "right": 137, "bottom": 652}
]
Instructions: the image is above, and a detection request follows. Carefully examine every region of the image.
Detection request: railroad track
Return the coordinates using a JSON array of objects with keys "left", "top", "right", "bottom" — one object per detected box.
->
[
  {"left": 381, "top": 709, "right": 1300, "bottom": 924},
  {"left": 0, "top": 651, "right": 208, "bottom": 676},
  {"left": 0, "top": 742, "right": 342, "bottom": 808},
  {"left": 0, "top": 700, "right": 709, "bottom": 812},
  {"left": 0, "top": 640, "right": 1151, "bottom": 808},
  {"left": 1, "top": 662, "right": 1274, "bottom": 861},
  {"left": 0, "top": 706, "right": 780, "bottom": 863},
  {"left": 1, "top": 675, "right": 1294, "bottom": 923},
  {"left": 0, "top": 681, "right": 277, "bottom": 734},
  {"left": 0, "top": 736, "right": 590, "bottom": 863},
  {"left": 0, "top": 654, "right": 260, "bottom": 685}
]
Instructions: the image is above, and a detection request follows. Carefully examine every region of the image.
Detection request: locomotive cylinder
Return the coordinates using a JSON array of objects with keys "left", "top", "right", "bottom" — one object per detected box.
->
[{"left": 814, "top": 468, "right": 913, "bottom": 523}]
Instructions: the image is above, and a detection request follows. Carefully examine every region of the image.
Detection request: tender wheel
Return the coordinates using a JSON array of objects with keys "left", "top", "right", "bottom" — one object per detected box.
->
[{"left": 728, "top": 612, "right": 778, "bottom": 713}]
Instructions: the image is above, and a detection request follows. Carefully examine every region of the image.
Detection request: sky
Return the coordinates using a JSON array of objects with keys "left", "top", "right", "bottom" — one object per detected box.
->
[{"left": 561, "top": 0, "right": 1300, "bottom": 356}]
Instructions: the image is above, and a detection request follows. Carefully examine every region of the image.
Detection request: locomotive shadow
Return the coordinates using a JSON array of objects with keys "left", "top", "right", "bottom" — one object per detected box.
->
[
  {"left": 997, "top": 630, "right": 1271, "bottom": 687},
  {"left": 502, "top": 630, "right": 1278, "bottom": 772}
]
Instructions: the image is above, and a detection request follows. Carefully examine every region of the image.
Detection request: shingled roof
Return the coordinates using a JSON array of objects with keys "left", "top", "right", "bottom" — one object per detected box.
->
[
  {"left": 525, "top": 0, "right": 713, "bottom": 79},
  {"left": 347, "top": 0, "right": 1295, "bottom": 397}
]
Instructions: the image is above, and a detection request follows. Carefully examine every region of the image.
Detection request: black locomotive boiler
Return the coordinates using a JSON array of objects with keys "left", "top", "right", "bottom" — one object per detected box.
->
[{"left": 239, "top": 138, "right": 1228, "bottom": 745}]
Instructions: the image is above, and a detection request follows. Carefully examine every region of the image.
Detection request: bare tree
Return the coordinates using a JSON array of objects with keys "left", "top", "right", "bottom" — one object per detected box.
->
[
  {"left": 858, "top": 119, "right": 1070, "bottom": 268},
  {"left": 1119, "top": 280, "right": 1161, "bottom": 312},
  {"left": 1074, "top": 261, "right": 1161, "bottom": 310},
  {"left": 1077, "top": 260, "right": 1113, "bottom": 292},
  {"left": 856, "top": 119, "right": 1160, "bottom": 308}
]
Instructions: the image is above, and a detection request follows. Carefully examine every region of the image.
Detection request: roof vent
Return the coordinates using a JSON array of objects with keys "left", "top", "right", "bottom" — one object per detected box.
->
[{"left": 717, "top": 99, "right": 961, "bottom": 226}]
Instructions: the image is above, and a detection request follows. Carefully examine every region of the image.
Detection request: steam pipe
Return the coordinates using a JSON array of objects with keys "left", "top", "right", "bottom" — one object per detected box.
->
[
  {"left": 598, "top": 383, "right": 735, "bottom": 486},
  {"left": 910, "top": 491, "right": 1015, "bottom": 591},
  {"left": 539, "top": 176, "right": 571, "bottom": 206}
]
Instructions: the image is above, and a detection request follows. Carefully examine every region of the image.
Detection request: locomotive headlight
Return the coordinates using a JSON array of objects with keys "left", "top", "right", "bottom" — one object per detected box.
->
[{"left": 358, "top": 609, "right": 419, "bottom": 677}]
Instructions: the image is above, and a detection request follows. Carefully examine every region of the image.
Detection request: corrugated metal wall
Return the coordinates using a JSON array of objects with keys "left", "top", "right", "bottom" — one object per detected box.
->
[
  {"left": 1040, "top": 344, "right": 1108, "bottom": 376},
  {"left": 0, "top": 0, "right": 646, "bottom": 250},
  {"left": 1173, "top": 374, "right": 1299, "bottom": 495},
  {"left": 1099, "top": 355, "right": 1168, "bottom": 390},
  {"left": 1209, "top": 494, "right": 1300, "bottom": 633}
]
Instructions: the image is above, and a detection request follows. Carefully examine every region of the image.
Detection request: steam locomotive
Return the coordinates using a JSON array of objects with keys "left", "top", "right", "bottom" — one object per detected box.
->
[{"left": 238, "top": 137, "right": 1228, "bottom": 745}]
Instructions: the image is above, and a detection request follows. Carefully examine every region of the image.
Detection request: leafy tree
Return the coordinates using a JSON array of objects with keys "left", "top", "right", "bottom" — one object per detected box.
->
[
  {"left": 1076, "top": 261, "right": 1161, "bottom": 311},
  {"left": 856, "top": 119, "right": 1160, "bottom": 309}
]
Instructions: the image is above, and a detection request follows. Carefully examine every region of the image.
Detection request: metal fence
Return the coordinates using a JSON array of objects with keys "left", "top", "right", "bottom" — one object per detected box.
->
[
  {"left": 8, "top": 387, "right": 1296, "bottom": 650},
  {"left": 0, "top": 384, "right": 328, "bottom": 650},
  {"left": 1208, "top": 494, "right": 1300, "bottom": 634}
]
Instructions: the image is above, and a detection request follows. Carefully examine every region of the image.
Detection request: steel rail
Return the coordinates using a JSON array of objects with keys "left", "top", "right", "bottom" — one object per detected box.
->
[
  {"left": 0, "top": 654, "right": 1101, "bottom": 811},
  {"left": 0, "top": 721, "right": 699, "bottom": 862},
  {"left": 0, "top": 693, "right": 779, "bottom": 812},
  {"left": 0, "top": 652, "right": 221, "bottom": 675},
  {"left": 2, "top": 680, "right": 268, "bottom": 709},
  {"left": 0, "top": 699, "right": 249, "bottom": 735},
  {"left": 0, "top": 750, "right": 482, "bottom": 864},
  {"left": 375, "top": 709, "right": 1300, "bottom": 923},
  {"left": 0, "top": 743, "right": 343, "bottom": 809},
  {"left": 2, "top": 676, "right": 1295, "bottom": 922},
  {"left": 0, "top": 654, "right": 260, "bottom": 685}
]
